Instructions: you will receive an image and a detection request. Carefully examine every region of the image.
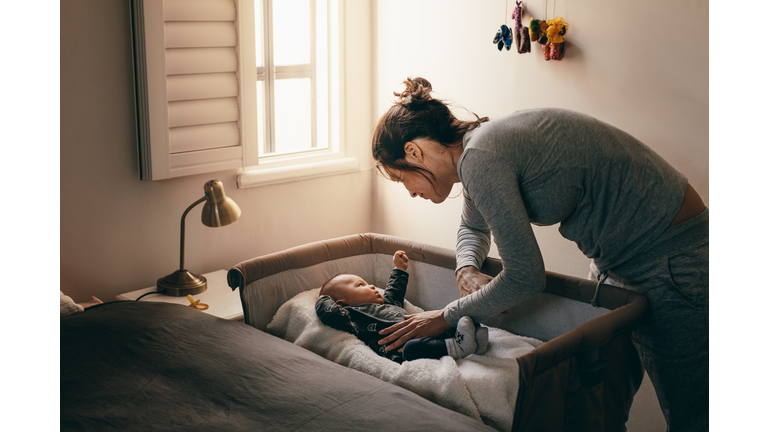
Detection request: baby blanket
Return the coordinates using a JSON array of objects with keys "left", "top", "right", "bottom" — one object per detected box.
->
[{"left": 266, "top": 288, "right": 544, "bottom": 432}]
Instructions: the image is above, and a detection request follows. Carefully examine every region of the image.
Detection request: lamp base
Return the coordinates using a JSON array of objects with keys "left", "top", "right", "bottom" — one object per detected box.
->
[{"left": 157, "top": 270, "right": 208, "bottom": 296}]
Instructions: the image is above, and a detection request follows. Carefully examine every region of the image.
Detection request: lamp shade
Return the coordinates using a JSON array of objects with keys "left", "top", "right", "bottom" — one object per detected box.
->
[{"left": 201, "top": 180, "right": 241, "bottom": 227}]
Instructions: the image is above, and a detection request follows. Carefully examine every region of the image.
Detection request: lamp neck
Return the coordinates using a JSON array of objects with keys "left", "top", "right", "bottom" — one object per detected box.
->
[{"left": 179, "top": 196, "right": 207, "bottom": 271}]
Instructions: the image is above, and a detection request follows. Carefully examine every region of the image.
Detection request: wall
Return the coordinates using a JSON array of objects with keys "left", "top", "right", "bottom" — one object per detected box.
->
[
  {"left": 371, "top": 1, "right": 708, "bottom": 431},
  {"left": 60, "top": 0, "right": 374, "bottom": 303}
]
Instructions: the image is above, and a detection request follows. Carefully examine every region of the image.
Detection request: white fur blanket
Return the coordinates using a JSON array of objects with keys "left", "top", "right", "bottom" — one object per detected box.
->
[{"left": 266, "top": 288, "right": 544, "bottom": 431}]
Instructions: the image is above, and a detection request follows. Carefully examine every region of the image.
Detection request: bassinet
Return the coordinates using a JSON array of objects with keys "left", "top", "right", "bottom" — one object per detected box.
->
[{"left": 228, "top": 233, "right": 647, "bottom": 432}]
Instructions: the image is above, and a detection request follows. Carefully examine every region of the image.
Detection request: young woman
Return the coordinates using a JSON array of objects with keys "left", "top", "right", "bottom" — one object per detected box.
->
[{"left": 372, "top": 77, "right": 708, "bottom": 432}]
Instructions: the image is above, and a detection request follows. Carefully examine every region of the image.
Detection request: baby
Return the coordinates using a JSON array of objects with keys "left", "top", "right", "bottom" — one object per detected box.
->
[{"left": 315, "top": 250, "right": 488, "bottom": 364}]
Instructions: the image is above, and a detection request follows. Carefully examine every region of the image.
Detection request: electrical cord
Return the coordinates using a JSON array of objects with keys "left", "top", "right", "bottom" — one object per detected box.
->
[{"left": 135, "top": 291, "right": 161, "bottom": 301}]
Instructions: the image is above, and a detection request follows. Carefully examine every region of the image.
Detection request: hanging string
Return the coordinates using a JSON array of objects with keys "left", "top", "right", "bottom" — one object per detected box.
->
[
  {"left": 542, "top": 0, "right": 558, "bottom": 20},
  {"left": 505, "top": 0, "right": 509, "bottom": 25}
]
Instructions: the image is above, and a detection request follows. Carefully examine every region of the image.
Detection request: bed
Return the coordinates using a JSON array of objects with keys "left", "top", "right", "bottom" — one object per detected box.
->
[
  {"left": 228, "top": 233, "right": 648, "bottom": 432},
  {"left": 60, "top": 300, "right": 495, "bottom": 431}
]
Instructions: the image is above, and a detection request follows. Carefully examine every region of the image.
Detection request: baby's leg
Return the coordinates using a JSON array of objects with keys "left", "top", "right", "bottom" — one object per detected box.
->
[{"left": 402, "top": 337, "right": 448, "bottom": 361}]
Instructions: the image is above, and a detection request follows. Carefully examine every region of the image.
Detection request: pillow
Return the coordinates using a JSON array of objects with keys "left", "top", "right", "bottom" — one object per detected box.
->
[
  {"left": 60, "top": 291, "right": 84, "bottom": 317},
  {"left": 266, "top": 287, "right": 544, "bottom": 432}
]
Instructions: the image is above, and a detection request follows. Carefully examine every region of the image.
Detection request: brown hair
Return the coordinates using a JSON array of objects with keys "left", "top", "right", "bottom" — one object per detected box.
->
[{"left": 371, "top": 77, "right": 488, "bottom": 185}]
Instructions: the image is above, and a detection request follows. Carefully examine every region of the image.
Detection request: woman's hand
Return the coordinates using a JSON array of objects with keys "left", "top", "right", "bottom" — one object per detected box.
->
[
  {"left": 456, "top": 266, "right": 493, "bottom": 298},
  {"left": 456, "top": 266, "right": 507, "bottom": 315},
  {"left": 378, "top": 309, "right": 451, "bottom": 352}
]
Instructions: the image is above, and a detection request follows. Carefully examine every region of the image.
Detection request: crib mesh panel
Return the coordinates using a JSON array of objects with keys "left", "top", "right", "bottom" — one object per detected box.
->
[
  {"left": 484, "top": 293, "right": 610, "bottom": 342},
  {"left": 244, "top": 255, "right": 376, "bottom": 330}
]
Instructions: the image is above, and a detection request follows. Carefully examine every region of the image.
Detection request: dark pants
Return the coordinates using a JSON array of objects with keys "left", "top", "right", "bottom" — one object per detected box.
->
[
  {"left": 605, "top": 209, "right": 709, "bottom": 432},
  {"left": 402, "top": 330, "right": 455, "bottom": 361}
]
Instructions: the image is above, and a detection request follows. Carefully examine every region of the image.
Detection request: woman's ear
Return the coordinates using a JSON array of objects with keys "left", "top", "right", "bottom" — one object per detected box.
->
[{"left": 403, "top": 141, "right": 424, "bottom": 164}]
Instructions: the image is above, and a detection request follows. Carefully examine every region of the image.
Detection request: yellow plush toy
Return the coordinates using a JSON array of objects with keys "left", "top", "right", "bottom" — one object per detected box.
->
[
  {"left": 543, "top": 16, "right": 568, "bottom": 60},
  {"left": 545, "top": 16, "right": 568, "bottom": 43}
]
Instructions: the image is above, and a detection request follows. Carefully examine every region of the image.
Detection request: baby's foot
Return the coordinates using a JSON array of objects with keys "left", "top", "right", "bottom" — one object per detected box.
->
[
  {"left": 474, "top": 325, "right": 489, "bottom": 355},
  {"left": 447, "top": 316, "right": 478, "bottom": 359}
]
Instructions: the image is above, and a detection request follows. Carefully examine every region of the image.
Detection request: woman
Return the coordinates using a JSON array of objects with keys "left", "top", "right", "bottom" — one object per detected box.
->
[{"left": 373, "top": 77, "right": 708, "bottom": 432}]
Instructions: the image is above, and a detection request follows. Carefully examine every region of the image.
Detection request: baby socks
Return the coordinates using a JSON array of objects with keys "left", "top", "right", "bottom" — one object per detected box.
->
[{"left": 446, "top": 316, "right": 488, "bottom": 359}]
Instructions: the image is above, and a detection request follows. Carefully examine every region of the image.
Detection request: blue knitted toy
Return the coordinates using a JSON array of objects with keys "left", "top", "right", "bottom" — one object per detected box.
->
[{"left": 493, "top": 24, "right": 513, "bottom": 51}]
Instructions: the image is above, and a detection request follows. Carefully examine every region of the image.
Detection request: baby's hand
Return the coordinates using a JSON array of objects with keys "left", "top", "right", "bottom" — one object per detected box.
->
[{"left": 393, "top": 250, "right": 409, "bottom": 271}]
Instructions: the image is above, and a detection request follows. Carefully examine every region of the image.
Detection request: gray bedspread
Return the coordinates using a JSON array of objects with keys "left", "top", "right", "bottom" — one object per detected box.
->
[{"left": 61, "top": 301, "right": 494, "bottom": 431}]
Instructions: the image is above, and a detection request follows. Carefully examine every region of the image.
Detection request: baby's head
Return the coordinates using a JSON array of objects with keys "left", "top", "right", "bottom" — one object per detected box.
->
[{"left": 319, "top": 274, "right": 384, "bottom": 307}]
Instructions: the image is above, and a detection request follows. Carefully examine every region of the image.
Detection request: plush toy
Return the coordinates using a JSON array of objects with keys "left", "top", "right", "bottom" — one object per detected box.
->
[
  {"left": 512, "top": 1, "right": 530, "bottom": 54},
  {"left": 493, "top": 24, "right": 513, "bottom": 51},
  {"left": 543, "top": 16, "right": 568, "bottom": 60},
  {"left": 529, "top": 18, "right": 549, "bottom": 45}
]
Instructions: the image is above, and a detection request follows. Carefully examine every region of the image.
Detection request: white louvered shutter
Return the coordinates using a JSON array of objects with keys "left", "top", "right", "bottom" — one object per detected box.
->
[{"left": 131, "top": 0, "right": 248, "bottom": 180}]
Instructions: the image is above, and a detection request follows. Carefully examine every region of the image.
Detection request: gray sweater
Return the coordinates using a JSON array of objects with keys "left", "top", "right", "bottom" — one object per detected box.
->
[{"left": 443, "top": 108, "right": 687, "bottom": 326}]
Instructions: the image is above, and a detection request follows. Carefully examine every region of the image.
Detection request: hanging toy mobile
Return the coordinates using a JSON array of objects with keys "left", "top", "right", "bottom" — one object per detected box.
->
[
  {"left": 512, "top": 1, "right": 530, "bottom": 53},
  {"left": 529, "top": 0, "right": 569, "bottom": 60},
  {"left": 492, "top": 1, "right": 513, "bottom": 51}
]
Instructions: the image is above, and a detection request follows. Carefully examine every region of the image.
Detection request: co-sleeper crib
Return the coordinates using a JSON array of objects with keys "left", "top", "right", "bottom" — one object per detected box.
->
[{"left": 228, "top": 233, "right": 647, "bottom": 432}]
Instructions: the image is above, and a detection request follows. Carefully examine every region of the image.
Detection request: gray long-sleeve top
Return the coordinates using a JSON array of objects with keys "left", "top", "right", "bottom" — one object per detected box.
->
[{"left": 442, "top": 108, "right": 687, "bottom": 326}]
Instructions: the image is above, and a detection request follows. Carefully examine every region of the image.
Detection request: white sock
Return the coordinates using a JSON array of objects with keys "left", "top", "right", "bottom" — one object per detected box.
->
[
  {"left": 445, "top": 316, "right": 477, "bottom": 359},
  {"left": 474, "top": 325, "right": 489, "bottom": 355}
]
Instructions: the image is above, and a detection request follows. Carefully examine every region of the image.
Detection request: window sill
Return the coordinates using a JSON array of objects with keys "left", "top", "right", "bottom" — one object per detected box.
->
[{"left": 236, "top": 157, "right": 360, "bottom": 189}]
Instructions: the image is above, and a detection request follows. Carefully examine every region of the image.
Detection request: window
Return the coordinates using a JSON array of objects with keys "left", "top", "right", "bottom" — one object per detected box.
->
[
  {"left": 239, "top": 0, "right": 355, "bottom": 188},
  {"left": 131, "top": 0, "right": 354, "bottom": 183}
]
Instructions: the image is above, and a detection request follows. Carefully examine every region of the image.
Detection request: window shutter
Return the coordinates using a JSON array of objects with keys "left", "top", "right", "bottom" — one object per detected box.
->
[{"left": 131, "top": 0, "right": 245, "bottom": 180}]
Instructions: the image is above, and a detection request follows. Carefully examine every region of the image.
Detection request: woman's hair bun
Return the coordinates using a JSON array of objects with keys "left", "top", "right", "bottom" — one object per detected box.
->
[{"left": 394, "top": 77, "right": 433, "bottom": 106}]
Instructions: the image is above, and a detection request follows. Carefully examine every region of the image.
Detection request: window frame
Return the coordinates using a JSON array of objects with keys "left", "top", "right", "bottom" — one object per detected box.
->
[{"left": 237, "top": 0, "right": 353, "bottom": 188}]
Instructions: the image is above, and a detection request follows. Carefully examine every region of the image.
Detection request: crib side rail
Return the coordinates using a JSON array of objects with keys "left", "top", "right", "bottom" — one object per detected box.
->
[{"left": 480, "top": 257, "right": 644, "bottom": 311}]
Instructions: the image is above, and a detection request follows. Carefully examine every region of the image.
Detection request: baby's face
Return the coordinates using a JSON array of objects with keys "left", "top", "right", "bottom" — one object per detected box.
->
[{"left": 328, "top": 274, "right": 384, "bottom": 306}]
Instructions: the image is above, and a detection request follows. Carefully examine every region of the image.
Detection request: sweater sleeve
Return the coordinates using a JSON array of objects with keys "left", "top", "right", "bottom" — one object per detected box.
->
[
  {"left": 456, "top": 189, "right": 492, "bottom": 272},
  {"left": 444, "top": 148, "right": 547, "bottom": 327},
  {"left": 382, "top": 268, "right": 408, "bottom": 308},
  {"left": 315, "top": 295, "right": 359, "bottom": 335}
]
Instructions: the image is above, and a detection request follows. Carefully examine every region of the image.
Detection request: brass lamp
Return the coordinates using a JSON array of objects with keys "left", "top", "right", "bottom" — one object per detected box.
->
[{"left": 157, "top": 179, "right": 241, "bottom": 296}]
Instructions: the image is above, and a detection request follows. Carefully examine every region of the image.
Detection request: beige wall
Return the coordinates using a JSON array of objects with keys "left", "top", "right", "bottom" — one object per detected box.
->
[
  {"left": 60, "top": 0, "right": 374, "bottom": 302},
  {"left": 370, "top": 1, "right": 707, "bottom": 430}
]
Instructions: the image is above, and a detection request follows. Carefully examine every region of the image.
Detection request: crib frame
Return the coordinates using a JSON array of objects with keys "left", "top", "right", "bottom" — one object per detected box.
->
[{"left": 228, "top": 233, "right": 647, "bottom": 432}]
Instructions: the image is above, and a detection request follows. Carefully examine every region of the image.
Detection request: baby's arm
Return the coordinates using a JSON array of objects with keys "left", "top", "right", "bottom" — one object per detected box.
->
[
  {"left": 382, "top": 266, "right": 409, "bottom": 307},
  {"left": 315, "top": 296, "right": 359, "bottom": 335}
]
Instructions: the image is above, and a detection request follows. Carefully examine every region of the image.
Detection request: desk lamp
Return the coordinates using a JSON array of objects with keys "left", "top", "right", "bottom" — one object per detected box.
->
[{"left": 157, "top": 179, "right": 241, "bottom": 296}]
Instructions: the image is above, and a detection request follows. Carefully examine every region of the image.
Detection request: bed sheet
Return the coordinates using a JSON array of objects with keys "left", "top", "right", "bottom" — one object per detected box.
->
[{"left": 60, "top": 301, "right": 495, "bottom": 432}]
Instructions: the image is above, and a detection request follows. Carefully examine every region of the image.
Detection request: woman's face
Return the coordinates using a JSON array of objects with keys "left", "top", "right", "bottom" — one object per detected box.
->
[
  {"left": 388, "top": 138, "right": 459, "bottom": 204},
  {"left": 393, "top": 169, "right": 452, "bottom": 204}
]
